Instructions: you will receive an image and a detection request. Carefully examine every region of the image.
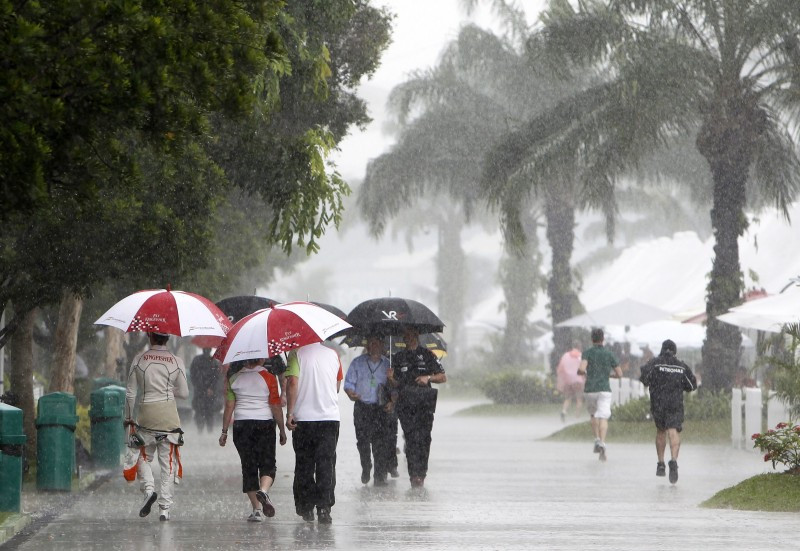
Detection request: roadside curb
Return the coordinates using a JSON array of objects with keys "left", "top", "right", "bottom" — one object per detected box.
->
[{"left": 0, "top": 469, "right": 107, "bottom": 547}]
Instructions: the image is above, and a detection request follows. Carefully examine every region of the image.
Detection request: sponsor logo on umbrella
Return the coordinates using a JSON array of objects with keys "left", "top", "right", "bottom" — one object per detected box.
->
[
  {"left": 280, "top": 331, "right": 301, "bottom": 342},
  {"left": 382, "top": 310, "right": 401, "bottom": 320}
]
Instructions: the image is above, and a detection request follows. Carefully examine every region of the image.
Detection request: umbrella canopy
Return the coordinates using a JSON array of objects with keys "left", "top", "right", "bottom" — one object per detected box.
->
[
  {"left": 342, "top": 332, "right": 447, "bottom": 357},
  {"left": 216, "top": 295, "right": 281, "bottom": 324},
  {"left": 716, "top": 311, "right": 789, "bottom": 333},
  {"left": 720, "top": 283, "right": 800, "bottom": 331},
  {"left": 346, "top": 297, "right": 445, "bottom": 336},
  {"left": 216, "top": 301, "right": 352, "bottom": 364},
  {"left": 95, "top": 288, "right": 232, "bottom": 337},
  {"left": 309, "top": 301, "right": 350, "bottom": 340},
  {"left": 555, "top": 298, "right": 672, "bottom": 328}
]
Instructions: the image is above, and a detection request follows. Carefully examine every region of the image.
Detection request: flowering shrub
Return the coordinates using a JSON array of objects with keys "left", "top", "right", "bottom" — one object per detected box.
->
[{"left": 751, "top": 422, "right": 800, "bottom": 474}]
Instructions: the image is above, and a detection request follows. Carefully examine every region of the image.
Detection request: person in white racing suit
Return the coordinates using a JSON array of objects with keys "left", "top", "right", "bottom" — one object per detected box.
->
[{"left": 124, "top": 332, "right": 189, "bottom": 521}]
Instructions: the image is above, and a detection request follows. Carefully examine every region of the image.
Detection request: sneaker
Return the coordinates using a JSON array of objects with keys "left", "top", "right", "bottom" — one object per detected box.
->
[
  {"left": 389, "top": 468, "right": 400, "bottom": 478},
  {"left": 361, "top": 469, "right": 370, "bottom": 484},
  {"left": 656, "top": 462, "right": 666, "bottom": 477},
  {"left": 317, "top": 507, "right": 332, "bottom": 524},
  {"left": 593, "top": 439, "right": 602, "bottom": 454},
  {"left": 159, "top": 510, "right": 170, "bottom": 522},
  {"left": 139, "top": 491, "right": 158, "bottom": 518},
  {"left": 668, "top": 460, "right": 678, "bottom": 484},
  {"left": 256, "top": 490, "right": 275, "bottom": 517},
  {"left": 560, "top": 411, "right": 566, "bottom": 423},
  {"left": 598, "top": 443, "right": 607, "bottom": 462},
  {"left": 247, "top": 509, "right": 264, "bottom": 522}
]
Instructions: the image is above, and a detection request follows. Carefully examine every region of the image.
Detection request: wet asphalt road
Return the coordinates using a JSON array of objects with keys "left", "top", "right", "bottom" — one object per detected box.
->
[{"left": 6, "top": 397, "right": 799, "bottom": 550}]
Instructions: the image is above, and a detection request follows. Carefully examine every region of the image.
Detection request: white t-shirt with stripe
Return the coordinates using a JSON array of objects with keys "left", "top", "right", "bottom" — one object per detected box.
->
[{"left": 226, "top": 365, "right": 281, "bottom": 421}]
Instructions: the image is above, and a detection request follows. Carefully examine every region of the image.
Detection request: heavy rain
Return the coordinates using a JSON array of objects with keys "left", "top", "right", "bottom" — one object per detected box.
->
[{"left": 2, "top": 1, "right": 800, "bottom": 550}]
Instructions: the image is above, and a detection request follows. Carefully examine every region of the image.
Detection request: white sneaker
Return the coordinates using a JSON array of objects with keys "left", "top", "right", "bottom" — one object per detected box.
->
[
  {"left": 247, "top": 509, "right": 264, "bottom": 522},
  {"left": 159, "top": 509, "right": 170, "bottom": 522}
]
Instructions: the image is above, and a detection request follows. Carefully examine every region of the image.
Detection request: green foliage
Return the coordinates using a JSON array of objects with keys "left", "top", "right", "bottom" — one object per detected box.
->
[
  {"left": 611, "top": 390, "right": 730, "bottom": 422},
  {"left": 751, "top": 422, "right": 800, "bottom": 474},
  {"left": 759, "top": 324, "right": 800, "bottom": 418},
  {"left": 701, "top": 473, "right": 800, "bottom": 512},
  {"left": 480, "top": 371, "right": 560, "bottom": 404},
  {"left": 547, "top": 419, "right": 731, "bottom": 444},
  {"left": 75, "top": 404, "right": 91, "bottom": 453}
]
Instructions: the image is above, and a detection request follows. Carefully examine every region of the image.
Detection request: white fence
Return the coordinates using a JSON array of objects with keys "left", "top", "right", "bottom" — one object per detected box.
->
[
  {"left": 731, "top": 388, "right": 792, "bottom": 450},
  {"left": 610, "top": 377, "right": 647, "bottom": 406}
]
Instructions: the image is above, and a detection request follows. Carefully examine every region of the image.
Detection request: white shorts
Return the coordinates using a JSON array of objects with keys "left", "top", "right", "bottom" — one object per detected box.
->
[{"left": 584, "top": 392, "right": 612, "bottom": 419}]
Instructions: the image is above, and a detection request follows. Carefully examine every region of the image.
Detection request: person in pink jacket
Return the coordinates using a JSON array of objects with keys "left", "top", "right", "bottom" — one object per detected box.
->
[{"left": 556, "top": 341, "right": 584, "bottom": 422}]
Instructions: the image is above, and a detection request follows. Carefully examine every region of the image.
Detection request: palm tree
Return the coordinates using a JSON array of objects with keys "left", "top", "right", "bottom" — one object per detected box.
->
[
  {"left": 483, "top": 0, "right": 800, "bottom": 390},
  {"left": 358, "top": 25, "right": 548, "bottom": 367}
]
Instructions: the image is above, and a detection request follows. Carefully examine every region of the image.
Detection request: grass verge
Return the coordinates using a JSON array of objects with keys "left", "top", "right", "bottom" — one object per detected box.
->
[
  {"left": 701, "top": 473, "right": 800, "bottom": 511},
  {"left": 454, "top": 403, "right": 561, "bottom": 416},
  {"left": 543, "top": 418, "right": 731, "bottom": 444}
]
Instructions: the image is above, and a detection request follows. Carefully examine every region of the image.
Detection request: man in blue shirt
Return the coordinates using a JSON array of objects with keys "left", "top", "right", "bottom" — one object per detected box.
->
[{"left": 344, "top": 335, "right": 394, "bottom": 486}]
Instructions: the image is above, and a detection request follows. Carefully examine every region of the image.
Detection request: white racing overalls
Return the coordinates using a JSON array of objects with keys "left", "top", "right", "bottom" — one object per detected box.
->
[{"left": 124, "top": 345, "right": 188, "bottom": 512}]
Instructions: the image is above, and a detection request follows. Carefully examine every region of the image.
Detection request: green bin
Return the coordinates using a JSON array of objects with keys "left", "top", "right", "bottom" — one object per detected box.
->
[
  {"left": 89, "top": 385, "right": 126, "bottom": 468},
  {"left": 0, "top": 403, "right": 27, "bottom": 512},
  {"left": 92, "top": 377, "right": 123, "bottom": 391},
  {"left": 36, "top": 392, "right": 78, "bottom": 491}
]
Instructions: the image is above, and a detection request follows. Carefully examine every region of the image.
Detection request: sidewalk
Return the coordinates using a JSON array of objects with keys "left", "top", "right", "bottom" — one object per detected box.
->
[{"left": 3, "top": 398, "right": 799, "bottom": 550}]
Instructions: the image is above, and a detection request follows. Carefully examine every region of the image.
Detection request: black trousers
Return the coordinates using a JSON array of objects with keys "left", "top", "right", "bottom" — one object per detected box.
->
[
  {"left": 292, "top": 421, "right": 339, "bottom": 512},
  {"left": 232, "top": 419, "right": 277, "bottom": 492},
  {"left": 398, "top": 407, "right": 434, "bottom": 478},
  {"left": 353, "top": 401, "right": 394, "bottom": 479},
  {"left": 194, "top": 405, "right": 218, "bottom": 433}
]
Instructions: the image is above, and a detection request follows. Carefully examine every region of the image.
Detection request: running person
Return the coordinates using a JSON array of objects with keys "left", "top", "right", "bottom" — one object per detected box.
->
[
  {"left": 639, "top": 339, "right": 697, "bottom": 484},
  {"left": 577, "top": 328, "right": 622, "bottom": 461},
  {"left": 219, "top": 358, "right": 287, "bottom": 521}
]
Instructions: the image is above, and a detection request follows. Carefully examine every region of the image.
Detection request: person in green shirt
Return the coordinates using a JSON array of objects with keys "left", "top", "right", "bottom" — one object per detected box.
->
[{"left": 577, "top": 328, "right": 622, "bottom": 461}]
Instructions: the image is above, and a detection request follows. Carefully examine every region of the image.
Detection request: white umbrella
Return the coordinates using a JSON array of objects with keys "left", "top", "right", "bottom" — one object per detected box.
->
[
  {"left": 95, "top": 287, "right": 231, "bottom": 337},
  {"left": 717, "top": 282, "right": 800, "bottom": 332},
  {"left": 216, "top": 301, "right": 352, "bottom": 364},
  {"left": 556, "top": 298, "right": 672, "bottom": 328}
]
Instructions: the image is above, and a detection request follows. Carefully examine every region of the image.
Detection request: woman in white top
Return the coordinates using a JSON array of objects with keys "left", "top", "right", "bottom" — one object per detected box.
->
[{"left": 219, "top": 358, "right": 287, "bottom": 522}]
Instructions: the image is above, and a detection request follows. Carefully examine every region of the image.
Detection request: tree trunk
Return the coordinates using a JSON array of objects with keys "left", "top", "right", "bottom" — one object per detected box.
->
[
  {"left": 8, "top": 308, "right": 37, "bottom": 466},
  {"left": 499, "top": 207, "right": 541, "bottom": 365},
  {"left": 697, "top": 106, "right": 757, "bottom": 391},
  {"left": 545, "top": 190, "right": 579, "bottom": 373},
  {"left": 436, "top": 211, "right": 465, "bottom": 369},
  {"left": 103, "top": 326, "right": 125, "bottom": 378},
  {"left": 48, "top": 290, "right": 83, "bottom": 393}
]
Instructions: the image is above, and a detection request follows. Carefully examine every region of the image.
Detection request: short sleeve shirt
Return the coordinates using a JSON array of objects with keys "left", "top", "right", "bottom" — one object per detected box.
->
[
  {"left": 390, "top": 347, "right": 444, "bottom": 390},
  {"left": 226, "top": 366, "right": 281, "bottom": 421},
  {"left": 582, "top": 345, "right": 619, "bottom": 393}
]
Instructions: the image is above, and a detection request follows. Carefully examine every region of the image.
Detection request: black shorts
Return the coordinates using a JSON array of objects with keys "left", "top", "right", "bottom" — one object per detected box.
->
[{"left": 652, "top": 410, "right": 683, "bottom": 432}]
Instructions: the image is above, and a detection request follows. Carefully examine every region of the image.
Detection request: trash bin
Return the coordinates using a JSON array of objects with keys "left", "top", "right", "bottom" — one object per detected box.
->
[
  {"left": 0, "top": 403, "right": 27, "bottom": 512},
  {"left": 92, "top": 377, "right": 123, "bottom": 391},
  {"left": 36, "top": 392, "right": 78, "bottom": 491},
  {"left": 89, "top": 385, "right": 126, "bottom": 469}
]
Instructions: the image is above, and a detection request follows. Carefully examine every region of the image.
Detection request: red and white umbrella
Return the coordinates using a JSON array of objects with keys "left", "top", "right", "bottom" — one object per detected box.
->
[
  {"left": 216, "top": 301, "right": 352, "bottom": 364},
  {"left": 95, "top": 288, "right": 232, "bottom": 337}
]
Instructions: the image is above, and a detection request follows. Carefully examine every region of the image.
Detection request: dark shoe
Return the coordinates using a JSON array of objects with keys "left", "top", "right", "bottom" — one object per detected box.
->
[
  {"left": 361, "top": 469, "right": 370, "bottom": 484},
  {"left": 560, "top": 411, "right": 566, "bottom": 423},
  {"left": 139, "top": 491, "right": 158, "bottom": 518},
  {"left": 374, "top": 476, "right": 388, "bottom": 487},
  {"left": 656, "top": 462, "right": 666, "bottom": 477},
  {"left": 668, "top": 460, "right": 678, "bottom": 484},
  {"left": 317, "top": 507, "right": 332, "bottom": 524},
  {"left": 299, "top": 509, "right": 315, "bottom": 522},
  {"left": 256, "top": 490, "right": 275, "bottom": 517},
  {"left": 389, "top": 468, "right": 400, "bottom": 478},
  {"left": 410, "top": 476, "right": 425, "bottom": 488},
  {"left": 593, "top": 439, "right": 602, "bottom": 454}
]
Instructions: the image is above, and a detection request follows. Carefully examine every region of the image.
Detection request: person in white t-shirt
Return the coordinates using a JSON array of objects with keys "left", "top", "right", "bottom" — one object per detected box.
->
[
  {"left": 219, "top": 358, "right": 287, "bottom": 522},
  {"left": 285, "top": 342, "right": 343, "bottom": 524}
]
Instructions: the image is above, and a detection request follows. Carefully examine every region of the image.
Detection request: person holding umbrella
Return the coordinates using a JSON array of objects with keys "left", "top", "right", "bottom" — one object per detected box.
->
[
  {"left": 218, "top": 358, "right": 287, "bottom": 521},
  {"left": 124, "top": 331, "right": 189, "bottom": 522},
  {"left": 388, "top": 326, "right": 447, "bottom": 488},
  {"left": 343, "top": 334, "right": 395, "bottom": 486}
]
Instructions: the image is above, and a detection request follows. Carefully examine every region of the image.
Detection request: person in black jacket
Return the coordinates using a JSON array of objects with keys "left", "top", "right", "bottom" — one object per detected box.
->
[
  {"left": 639, "top": 339, "right": 697, "bottom": 484},
  {"left": 387, "top": 326, "right": 446, "bottom": 488}
]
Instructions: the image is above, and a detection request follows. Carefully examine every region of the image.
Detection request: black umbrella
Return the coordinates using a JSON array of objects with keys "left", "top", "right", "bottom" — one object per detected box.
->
[
  {"left": 346, "top": 297, "right": 445, "bottom": 336},
  {"left": 215, "top": 296, "right": 282, "bottom": 324},
  {"left": 342, "top": 332, "right": 447, "bottom": 358}
]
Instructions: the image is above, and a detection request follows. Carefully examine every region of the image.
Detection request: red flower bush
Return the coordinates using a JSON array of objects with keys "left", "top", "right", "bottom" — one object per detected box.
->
[{"left": 752, "top": 422, "right": 800, "bottom": 474}]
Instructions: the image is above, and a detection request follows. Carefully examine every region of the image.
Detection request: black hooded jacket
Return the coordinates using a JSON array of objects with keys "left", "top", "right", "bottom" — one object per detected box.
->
[{"left": 639, "top": 353, "right": 697, "bottom": 415}]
